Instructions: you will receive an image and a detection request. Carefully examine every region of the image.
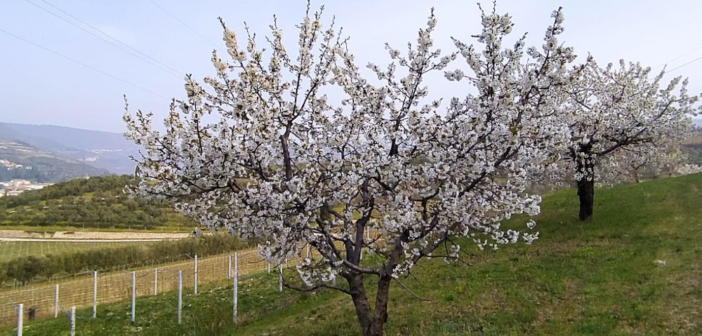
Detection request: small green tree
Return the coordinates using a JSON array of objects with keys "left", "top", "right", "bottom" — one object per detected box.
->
[{"left": 6, "top": 256, "right": 44, "bottom": 285}]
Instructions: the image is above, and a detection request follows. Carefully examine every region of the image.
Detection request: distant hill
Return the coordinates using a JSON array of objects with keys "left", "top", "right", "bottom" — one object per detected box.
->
[
  {"left": 0, "top": 122, "right": 139, "bottom": 176},
  {"left": 0, "top": 175, "right": 194, "bottom": 230},
  {"left": 0, "top": 139, "right": 110, "bottom": 182}
]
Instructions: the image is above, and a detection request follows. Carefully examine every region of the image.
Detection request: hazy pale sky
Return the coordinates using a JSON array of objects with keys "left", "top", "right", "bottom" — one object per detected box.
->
[{"left": 1, "top": 0, "right": 701, "bottom": 133}]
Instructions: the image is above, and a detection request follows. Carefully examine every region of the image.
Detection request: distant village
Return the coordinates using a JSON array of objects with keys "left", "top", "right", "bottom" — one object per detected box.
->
[
  {"left": 0, "top": 179, "right": 52, "bottom": 197},
  {"left": 0, "top": 159, "right": 31, "bottom": 171}
]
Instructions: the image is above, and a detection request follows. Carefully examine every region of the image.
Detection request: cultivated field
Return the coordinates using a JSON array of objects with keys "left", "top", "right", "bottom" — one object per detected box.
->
[{"left": 0, "top": 241, "right": 144, "bottom": 262}]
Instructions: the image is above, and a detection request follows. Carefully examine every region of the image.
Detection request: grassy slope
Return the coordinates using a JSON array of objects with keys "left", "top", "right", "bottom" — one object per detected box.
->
[
  {"left": 0, "top": 241, "right": 143, "bottom": 262},
  {"left": 0, "top": 175, "right": 194, "bottom": 231},
  {"left": 4, "top": 174, "right": 702, "bottom": 336}
]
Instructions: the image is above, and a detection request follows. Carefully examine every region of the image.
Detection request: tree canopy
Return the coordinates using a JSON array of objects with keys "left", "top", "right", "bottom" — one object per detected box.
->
[{"left": 124, "top": 3, "right": 581, "bottom": 335}]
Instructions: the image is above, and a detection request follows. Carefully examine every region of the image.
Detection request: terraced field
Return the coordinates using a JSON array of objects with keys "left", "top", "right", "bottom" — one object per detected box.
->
[{"left": 0, "top": 241, "right": 144, "bottom": 262}]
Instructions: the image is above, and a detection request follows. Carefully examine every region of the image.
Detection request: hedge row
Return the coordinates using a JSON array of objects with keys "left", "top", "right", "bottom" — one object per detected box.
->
[{"left": 0, "top": 235, "right": 259, "bottom": 286}]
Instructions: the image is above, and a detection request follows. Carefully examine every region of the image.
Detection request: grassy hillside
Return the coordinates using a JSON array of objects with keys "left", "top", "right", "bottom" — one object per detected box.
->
[
  {"left": 0, "top": 175, "right": 194, "bottom": 230},
  {"left": 3, "top": 173, "right": 702, "bottom": 335},
  {"left": 0, "top": 122, "right": 139, "bottom": 175},
  {"left": 0, "top": 140, "right": 109, "bottom": 182},
  {"left": 0, "top": 235, "right": 253, "bottom": 287}
]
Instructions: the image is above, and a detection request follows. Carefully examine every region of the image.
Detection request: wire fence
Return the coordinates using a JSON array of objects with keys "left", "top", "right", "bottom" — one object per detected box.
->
[
  {"left": 1, "top": 230, "right": 379, "bottom": 334},
  {"left": 0, "top": 246, "right": 293, "bottom": 325}
]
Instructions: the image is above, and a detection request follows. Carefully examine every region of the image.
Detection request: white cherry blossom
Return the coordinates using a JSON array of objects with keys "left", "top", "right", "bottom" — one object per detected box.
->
[
  {"left": 124, "top": 3, "right": 577, "bottom": 335},
  {"left": 561, "top": 59, "right": 700, "bottom": 219}
]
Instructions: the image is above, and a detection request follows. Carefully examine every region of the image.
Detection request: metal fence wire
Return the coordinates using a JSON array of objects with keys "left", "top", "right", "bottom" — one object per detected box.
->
[
  {"left": 0, "top": 233, "right": 371, "bottom": 332},
  {"left": 0, "top": 247, "right": 280, "bottom": 324}
]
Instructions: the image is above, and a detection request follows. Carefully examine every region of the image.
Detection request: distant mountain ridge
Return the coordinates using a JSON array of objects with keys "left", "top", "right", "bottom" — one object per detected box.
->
[
  {"left": 0, "top": 122, "right": 139, "bottom": 176},
  {"left": 0, "top": 140, "right": 109, "bottom": 182},
  {"left": 1, "top": 122, "right": 132, "bottom": 150}
]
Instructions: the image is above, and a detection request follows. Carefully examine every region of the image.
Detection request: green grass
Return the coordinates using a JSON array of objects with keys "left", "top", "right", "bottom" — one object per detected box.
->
[
  {"left": 0, "top": 225, "right": 192, "bottom": 233},
  {"left": 0, "top": 175, "right": 196, "bottom": 230},
  {"left": 3, "top": 173, "right": 702, "bottom": 335},
  {"left": 0, "top": 241, "right": 145, "bottom": 262}
]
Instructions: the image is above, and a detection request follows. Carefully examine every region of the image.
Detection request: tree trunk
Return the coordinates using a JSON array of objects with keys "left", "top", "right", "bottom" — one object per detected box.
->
[
  {"left": 346, "top": 273, "right": 392, "bottom": 336},
  {"left": 369, "top": 275, "right": 392, "bottom": 336},
  {"left": 347, "top": 274, "right": 374, "bottom": 335},
  {"left": 577, "top": 177, "right": 594, "bottom": 220},
  {"left": 575, "top": 145, "right": 595, "bottom": 221},
  {"left": 631, "top": 169, "right": 640, "bottom": 183}
]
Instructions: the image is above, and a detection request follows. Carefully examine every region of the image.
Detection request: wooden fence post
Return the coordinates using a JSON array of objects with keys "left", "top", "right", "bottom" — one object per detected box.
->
[
  {"left": 279, "top": 264, "right": 283, "bottom": 292},
  {"left": 16, "top": 303, "right": 22, "bottom": 336},
  {"left": 69, "top": 306, "right": 76, "bottom": 336},
  {"left": 177, "top": 270, "right": 183, "bottom": 324},
  {"left": 131, "top": 271, "right": 136, "bottom": 323},
  {"left": 54, "top": 284, "right": 59, "bottom": 319},
  {"left": 92, "top": 271, "right": 98, "bottom": 318},
  {"left": 233, "top": 252, "right": 238, "bottom": 324},
  {"left": 194, "top": 255, "right": 198, "bottom": 295}
]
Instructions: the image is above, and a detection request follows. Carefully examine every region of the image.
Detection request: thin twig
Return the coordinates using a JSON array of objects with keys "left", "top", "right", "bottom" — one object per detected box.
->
[
  {"left": 393, "top": 278, "right": 431, "bottom": 301},
  {"left": 283, "top": 280, "right": 353, "bottom": 296}
]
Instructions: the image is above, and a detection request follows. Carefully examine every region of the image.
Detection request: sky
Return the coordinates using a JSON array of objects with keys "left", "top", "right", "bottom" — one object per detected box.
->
[{"left": 1, "top": 0, "right": 701, "bottom": 133}]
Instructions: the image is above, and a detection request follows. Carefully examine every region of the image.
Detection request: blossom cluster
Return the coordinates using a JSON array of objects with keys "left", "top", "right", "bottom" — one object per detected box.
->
[
  {"left": 562, "top": 59, "right": 700, "bottom": 185},
  {"left": 123, "top": 3, "right": 698, "bottom": 288}
]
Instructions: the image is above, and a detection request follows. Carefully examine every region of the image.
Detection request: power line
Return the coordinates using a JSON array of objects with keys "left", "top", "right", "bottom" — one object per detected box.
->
[
  {"left": 25, "top": 0, "right": 181, "bottom": 78},
  {"left": 148, "top": 0, "right": 219, "bottom": 49},
  {"left": 653, "top": 45, "right": 702, "bottom": 71},
  {"left": 39, "top": 0, "right": 185, "bottom": 77},
  {"left": 23, "top": 0, "right": 182, "bottom": 79},
  {"left": 0, "top": 26, "right": 169, "bottom": 99},
  {"left": 665, "top": 54, "right": 702, "bottom": 74}
]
